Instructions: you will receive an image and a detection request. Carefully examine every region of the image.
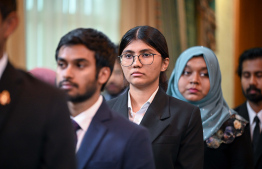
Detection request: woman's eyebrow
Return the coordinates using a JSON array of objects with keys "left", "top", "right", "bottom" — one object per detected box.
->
[
  {"left": 139, "top": 49, "right": 155, "bottom": 53},
  {"left": 122, "top": 49, "right": 155, "bottom": 53}
]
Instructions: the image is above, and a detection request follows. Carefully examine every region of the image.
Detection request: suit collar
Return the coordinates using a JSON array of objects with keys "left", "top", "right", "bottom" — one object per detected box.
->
[
  {"left": 0, "top": 62, "right": 23, "bottom": 132},
  {"left": 112, "top": 90, "right": 129, "bottom": 118},
  {"left": 236, "top": 102, "right": 250, "bottom": 121},
  {"left": 109, "top": 88, "right": 172, "bottom": 142},
  {"left": 254, "top": 131, "right": 262, "bottom": 167},
  {"left": 76, "top": 99, "right": 111, "bottom": 169},
  {"left": 236, "top": 102, "right": 262, "bottom": 167},
  {"left": 140, "top": 88, "right": 171, "bottom": 142}
]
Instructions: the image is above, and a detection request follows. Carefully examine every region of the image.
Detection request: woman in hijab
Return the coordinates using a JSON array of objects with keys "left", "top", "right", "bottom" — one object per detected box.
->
[{"left": 167, "top": 46, "right": 253, "bottom": 169}]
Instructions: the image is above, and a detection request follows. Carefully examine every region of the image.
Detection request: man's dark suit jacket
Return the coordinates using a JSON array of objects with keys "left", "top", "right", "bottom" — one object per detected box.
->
[
  {"left": 107, "top": 88, "right": 204, "bottom": 169},
  {"left": 0, "top": 62, "right": 76, "bottom": 169},
  {"left": 76, "top": 98, "right": 155, "bottom": 169},
  {"left": 235, "top": 102, "right": 262, "bottom": 169}
]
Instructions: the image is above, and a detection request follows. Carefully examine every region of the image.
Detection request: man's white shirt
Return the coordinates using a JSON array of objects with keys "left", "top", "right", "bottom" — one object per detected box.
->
[
  {"left": 247, "top": 101, "right": 262, "bottom": 141},
  {"left": 71, "top": 95, "right": 103, "bottom": 152}
]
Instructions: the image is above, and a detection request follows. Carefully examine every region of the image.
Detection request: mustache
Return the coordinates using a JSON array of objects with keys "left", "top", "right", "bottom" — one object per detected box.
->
[
  {"left": 58, "top": 79, "right": 78, "bottom": 88},
  {"left": 107, "top": 82, "right": 117, "bottom": 86},
  {"left": 246, "top": 85, "right": 261, "bottom": 93}
]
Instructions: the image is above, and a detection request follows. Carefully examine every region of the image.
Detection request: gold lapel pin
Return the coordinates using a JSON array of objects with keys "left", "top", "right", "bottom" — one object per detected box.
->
[{"left": 0, "top": 90, "right": 11, "bottom": 105}]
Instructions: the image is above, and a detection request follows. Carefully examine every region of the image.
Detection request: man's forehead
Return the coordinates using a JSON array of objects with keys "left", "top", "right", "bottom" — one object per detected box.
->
[
  {"left": 58, "top": 45, "right": 95, "bottom": 60},
  {"left": 242, "top": 58, "right": 262, "bottom": 72}
]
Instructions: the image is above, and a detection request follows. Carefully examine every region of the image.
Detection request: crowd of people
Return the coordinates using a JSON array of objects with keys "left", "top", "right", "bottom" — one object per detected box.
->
[{"left": 1, "top": 0, "right": 262, "bottom": 169}]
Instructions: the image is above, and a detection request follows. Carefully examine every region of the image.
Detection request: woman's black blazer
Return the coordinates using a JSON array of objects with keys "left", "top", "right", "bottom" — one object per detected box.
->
[{"left": 107, "top": 88, "right": 204, "bottom": 169}]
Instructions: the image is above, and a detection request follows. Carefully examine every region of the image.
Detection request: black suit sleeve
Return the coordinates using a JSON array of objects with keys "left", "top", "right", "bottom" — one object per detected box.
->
[
  {"left": 123, "top": 126, "right": 155, "bottom": 169},
  {"left": 176, "top": 107, "right": 204, "bottom": 169},
  {"left": 41, "top": 91, "right": 76, "bottom": 169}
]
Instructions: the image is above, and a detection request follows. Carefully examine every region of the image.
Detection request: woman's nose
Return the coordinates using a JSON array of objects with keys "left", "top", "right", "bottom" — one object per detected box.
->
[
  {"left": 132, "top": 55, "right": 142, "bottom": 67},
  {"left": 190, "top": 73, "right": 199, "bottom": 84}
]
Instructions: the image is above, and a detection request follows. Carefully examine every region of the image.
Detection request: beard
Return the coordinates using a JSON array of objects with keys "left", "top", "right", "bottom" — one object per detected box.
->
[
  {"left": 69, "top": 86, "right": 97, "bottom": 103},
  {"left": 242, "top": 85, "right": 262, "bottom": 103},
  {"left": 58, "top": 79, "right": 98, "bottom": 103}
]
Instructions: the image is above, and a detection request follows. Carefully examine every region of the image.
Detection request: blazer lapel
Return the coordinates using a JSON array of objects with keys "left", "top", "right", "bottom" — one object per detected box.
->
[
  {"left": 237, "top": 102, "right": 250, "bottom": 122},
  {"left": 237, "top": 103, "right": 262, "bottom": 167},
  {"left": 254, "top": 134, "right": 262, "bottom": 166},
  {"left": 140, "top": 88, "right": 172, "bottom": 142},
  {"left": 0, "top": 62, "right": 22, "bottom": 132},
  {"left": 76, "top": 100, "right": 111, "bottom": 169},
  {"left": 110, "top": 90, "right": 129, "bottom": 118},
  {"left": 110, "top": 88, "right": 172, "bottom": 142}
]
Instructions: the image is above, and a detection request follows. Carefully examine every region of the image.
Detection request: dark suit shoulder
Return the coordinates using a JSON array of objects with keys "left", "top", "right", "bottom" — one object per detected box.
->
[
  {"left": 17, "top": 69, "right": 66, "bottom": 99},
  {"left": 234, "top": 102, "right": 246, "bottom": 110},
  {"left": 110, "top": 109, "right": 148, "bottom": 133},
  {"left": 162, "top": 94, "right": 201, "bottom": 122},
  {"left": 168, "top": 95, "right": 198, "bottom": 110},
  {"left": 0, "top": 63, "right": 76, "bottom": 168},
  {"left": 107, "top": 94, "right": 124, "bottom": 107}
]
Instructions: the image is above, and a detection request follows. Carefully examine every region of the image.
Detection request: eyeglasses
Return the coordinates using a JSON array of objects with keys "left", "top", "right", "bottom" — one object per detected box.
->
[{"left": 118, "top": 53, "right": 157, "bottom": 67}]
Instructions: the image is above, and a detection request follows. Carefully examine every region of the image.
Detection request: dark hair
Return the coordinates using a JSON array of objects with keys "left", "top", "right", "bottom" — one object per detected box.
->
[
  {"left": 237, "top": 47, "right": 262, "bottom": 77},
  {"left": 0, "top": 0, "right": 17, "bottom": 20},
  {"left": 119, "top": 25, "right": 169, "bottom": 91},
  {"left": 55, "top": 28, "right": 116, "bottom": 91}
]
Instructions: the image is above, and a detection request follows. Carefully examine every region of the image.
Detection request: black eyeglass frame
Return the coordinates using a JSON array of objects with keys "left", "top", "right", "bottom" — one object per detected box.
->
[{"left": 118, "top": 53, "right": 157, "bottom": 67}]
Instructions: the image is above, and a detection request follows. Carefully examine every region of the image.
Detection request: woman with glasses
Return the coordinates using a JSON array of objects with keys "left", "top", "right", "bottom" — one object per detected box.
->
[
  {"left": 108, "top": 26, "right": 204, "bottom": 169},
  {"left": 167, "top": 46, "right": 253, "bottom": 169}
]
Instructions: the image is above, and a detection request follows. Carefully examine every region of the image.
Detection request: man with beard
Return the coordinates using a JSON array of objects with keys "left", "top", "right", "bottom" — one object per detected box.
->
[
  {"left": 102, "top": 55, "right": 128, "bottom": 101},
  {"left": 234, "top": 47, "right": 262, "bottom": 169},
  {"left": 55, "top": 28, "right": 155, "bottom": 169}
]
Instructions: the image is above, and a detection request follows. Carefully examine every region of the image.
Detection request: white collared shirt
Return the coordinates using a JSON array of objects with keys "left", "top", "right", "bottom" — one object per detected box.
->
[
  {"left": 0, "top": 53, "right": 8, "bottom": 80},
  {"left": 71, "top": 95, "right": 103, "bottom": 152},
  {"left": 247, "top": 101, "right": 262, "bottom": 141},
  {"left": 128, "top": 87, "right": 159, "bottom": 124}
]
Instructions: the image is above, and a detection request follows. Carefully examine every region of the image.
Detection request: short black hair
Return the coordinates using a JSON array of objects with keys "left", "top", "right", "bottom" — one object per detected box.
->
[
  {"left": 55, "top": 28, "right": 116, "bottom": 91},
  {"left": 237, "top": 47, "right": 262, "bottom": 77},
  {"left": 0, "top": 0, "right": 17, "bottom": 20},
  {"left": 119, "top": 25, "right": 169, "bottom": 91}
]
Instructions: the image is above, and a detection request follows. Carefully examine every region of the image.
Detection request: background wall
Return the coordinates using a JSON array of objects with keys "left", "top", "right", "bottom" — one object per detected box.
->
[
  {"left": 7, "top": 0, "right": 26, "bottom": 69},
  {"left": 215, "top": 0, "right": 234, "bottom": 107},
  {"left": 233, "top": 0, "right": 262, "bottom": 108},
  {"left": 6, "top": 0, "right": 262, "bottom": 108}
]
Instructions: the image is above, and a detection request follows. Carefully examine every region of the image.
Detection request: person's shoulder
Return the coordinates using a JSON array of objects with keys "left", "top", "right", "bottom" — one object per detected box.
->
[
  {"left": 18, "top": 69, "right": 65, "bottom": 98},
  {"left": 110, "top": 110, "right": 147, "bottom": 133},
  {"left": 234, "top": 102, "right": 247, "bottom": 111},
  {"left": 107, "top": 92, "right": 126, "bottom": 107},
  {"left": 167, "top": 94, "right": 199, "bottom": 111}
]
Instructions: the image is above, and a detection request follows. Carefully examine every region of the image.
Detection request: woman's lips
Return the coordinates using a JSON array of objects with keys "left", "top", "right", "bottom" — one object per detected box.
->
[
  {"left": 188, "top": 88, "right": 199, "bottom": 93},
  {"left": 131, "top": 72, "right": 144, "bottom": 77}
]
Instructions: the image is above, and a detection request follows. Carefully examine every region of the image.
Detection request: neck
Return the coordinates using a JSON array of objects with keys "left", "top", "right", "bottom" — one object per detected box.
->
[
  {"left": 0, "top": 42, "right": 7, "bottom": 60},
  {"left": 129, "top": 83, "right": 158, "bottom": 112},
  {"left": 0, "top": 48, "right": 4, "bottom": 60},
  {"left": 248, "top": 100, "right": 262, "bottom": 113},
  {"left": 68, "top": 92, "right": 100, "bottom": 117}
]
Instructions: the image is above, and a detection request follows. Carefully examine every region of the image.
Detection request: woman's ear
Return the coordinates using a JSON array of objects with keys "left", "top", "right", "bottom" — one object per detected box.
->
[
  {"left": 161, "top": 58, "right": 169, "bottom": 72},
  {"left": 2, "top": 12, "right": 19, "bottom": 39},
  {"left": 97, "top": 67, "right": 111, "bottom": 85}
]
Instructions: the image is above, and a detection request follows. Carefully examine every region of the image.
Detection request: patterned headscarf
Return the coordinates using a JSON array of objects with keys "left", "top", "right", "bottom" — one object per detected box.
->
[{"left": 167, "top": 46, "right": 235, "bottom": 140}]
